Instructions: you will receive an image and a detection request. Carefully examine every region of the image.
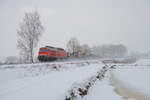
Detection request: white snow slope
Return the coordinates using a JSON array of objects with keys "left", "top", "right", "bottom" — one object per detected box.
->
[
  {"left": 0, "top": 60, "right": 104, "bottom": 100},
  {"left": 110, "top": 59, "right": 150, "bottom": 100},
  {"left": 0, "top": 59, "right": 150, "bottom": 100},
  {"left": 79, "top": 59, "right": 150, "bottom": 100},
  {"left": 81, "top": 69, "right": 123, "bottom": 100}
]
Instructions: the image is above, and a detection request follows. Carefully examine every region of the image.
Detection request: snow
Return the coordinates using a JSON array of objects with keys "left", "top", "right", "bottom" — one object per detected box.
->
[
  {"left": 112, "top": 69, "right": 150, "bottom": 94},
  {"left": 0, "top": 59, "right": 150, "bottom": 100},
  {"left": 82, "top": 81, "right": 123, "bottom": 100},
  {"left": 0, "top": 60, "right": 101, "bottom": 82},
  {"left": 81, "top": 70, "right": 123, "bottom": 100},
  {"left": 80, "top": 59, "right": 150, "bottom": 100},
  {"left": 111, "top": 62, "right": 150, "bottom": 100},
  {"left": 135, "top": 59, "right": 150, "bottom": 66},
  {"left": 0, "top": 60, "right": 104, "bottom": 100}
]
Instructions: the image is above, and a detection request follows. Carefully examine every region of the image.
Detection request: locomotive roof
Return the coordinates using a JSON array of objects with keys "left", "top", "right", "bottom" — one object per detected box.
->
[{"left": 44, "top": 46, "right": 65, "bottom": 51}]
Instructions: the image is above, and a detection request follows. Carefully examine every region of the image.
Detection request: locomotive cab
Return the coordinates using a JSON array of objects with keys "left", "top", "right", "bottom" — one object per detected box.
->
[
  {"left": 39, "top": 48, "right": 49, "bottom": 56},
  {"left": 38, "top": 48, "right": 49, "bottom": 61}
]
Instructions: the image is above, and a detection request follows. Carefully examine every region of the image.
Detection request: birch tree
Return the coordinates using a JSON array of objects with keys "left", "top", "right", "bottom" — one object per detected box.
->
[
  {"left": 66, "top": 37, "right": 81, "bottom": 57},
  {"left": 17, "top": 11, "right": 44, "bottom": 63}
]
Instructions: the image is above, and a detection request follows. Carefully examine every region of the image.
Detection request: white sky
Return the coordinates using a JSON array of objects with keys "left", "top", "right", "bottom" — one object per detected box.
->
[{"left": 0, "top": 0, "right": 150, "bottom": 57}]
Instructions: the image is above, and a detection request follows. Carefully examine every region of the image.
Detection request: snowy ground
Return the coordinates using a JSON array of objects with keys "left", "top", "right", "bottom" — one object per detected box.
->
[
  {"left": 110, "top": 59, "right": 150, "bottom": 100},
  {"left": 0, "top": 59, "right": 150, "bottom": 100},
  {"left": 81, "top": 68, "right": 123, "bottom": 100},
  {"left": 0, "top": 60, "right": 105, "bottom": 100}
]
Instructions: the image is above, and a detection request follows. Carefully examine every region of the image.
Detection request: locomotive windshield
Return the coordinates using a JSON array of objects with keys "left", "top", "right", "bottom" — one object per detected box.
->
[{"left": 39, "top": 48, "right": 47, "bottom": 52}]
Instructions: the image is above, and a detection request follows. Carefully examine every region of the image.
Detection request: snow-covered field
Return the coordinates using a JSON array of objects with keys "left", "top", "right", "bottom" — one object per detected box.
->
[
  {"left": 81, "top": 68, "right": 123, "bottom": 100},
  {"left": 110, "top": 59, "right": 150, "bottom": 100},
  {"left": 0, "top": 59, "right": 150, "bottom": 100}
]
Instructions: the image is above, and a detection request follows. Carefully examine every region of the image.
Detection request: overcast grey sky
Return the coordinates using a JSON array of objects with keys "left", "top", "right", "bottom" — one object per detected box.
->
[{"left": 0, "top": 0, "right": 150, "bottom": 57}]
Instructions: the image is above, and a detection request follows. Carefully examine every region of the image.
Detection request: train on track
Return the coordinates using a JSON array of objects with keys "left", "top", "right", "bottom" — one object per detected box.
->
[{"left": 38, "top": 46, "right": 68, "bottom": 61}]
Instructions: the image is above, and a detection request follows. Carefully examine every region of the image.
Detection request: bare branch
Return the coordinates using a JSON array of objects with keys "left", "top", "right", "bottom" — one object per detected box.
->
[{"left": 17, "top": 11, "right": 44, "bottom": 63}]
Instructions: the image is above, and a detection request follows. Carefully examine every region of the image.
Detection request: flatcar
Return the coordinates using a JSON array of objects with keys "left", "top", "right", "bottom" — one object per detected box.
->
[{"left": 38, "top": 46, "right": 67, "bottom": 61}]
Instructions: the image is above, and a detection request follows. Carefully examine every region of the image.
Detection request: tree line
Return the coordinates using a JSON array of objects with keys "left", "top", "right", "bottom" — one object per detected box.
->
[{"left": 66, "top": 37, "right": 127, "bottom": 58}]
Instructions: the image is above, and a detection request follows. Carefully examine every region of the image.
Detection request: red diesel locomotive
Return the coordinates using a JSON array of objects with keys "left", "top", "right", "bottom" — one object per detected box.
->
[{"left": 38, "top": 46, "right": 67, "bottom": 61}]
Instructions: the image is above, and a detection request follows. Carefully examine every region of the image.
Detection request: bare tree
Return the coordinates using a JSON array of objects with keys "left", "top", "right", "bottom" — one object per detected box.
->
[
  {"left": 17, "top": 11, "right": 44, "bottom": 63},
  {"left": 80, "top": 44, "right": 92, "bottom": 57},
  {"left": 66, "top": 37, "right": 81, "bottom": 57}
]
